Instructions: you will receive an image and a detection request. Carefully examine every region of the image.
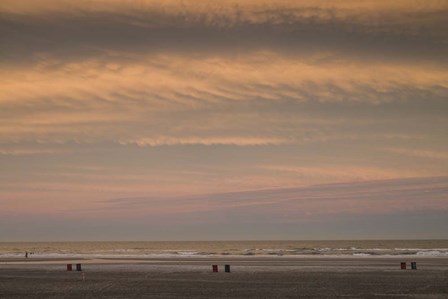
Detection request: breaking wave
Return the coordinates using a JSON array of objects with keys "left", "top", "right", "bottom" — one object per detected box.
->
[{"left": 1, "top": 241, "right": 447, "bottom": 258}]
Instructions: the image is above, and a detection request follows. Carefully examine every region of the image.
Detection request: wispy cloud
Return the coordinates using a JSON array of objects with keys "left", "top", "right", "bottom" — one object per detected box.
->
[
  {"left": 381, "top": 148, "right": 448, "bottom": 160},
  {"left": 257, "top": 165, "right": 432, "bottom": 182},
  {"left": 1, "top": 52, "right": 447, "bottom": 145},
  {"left": 2, "top": 1, "right": 447, "bottom": 63},
  {"left": 96, "top": 176, "right": 448, "bottom": 218},
  {"left": 0, "top": 148, "right": 71, "bottom": 156},
  {"left": 119, "top": 136, "right": 290, "bottom": 147}
]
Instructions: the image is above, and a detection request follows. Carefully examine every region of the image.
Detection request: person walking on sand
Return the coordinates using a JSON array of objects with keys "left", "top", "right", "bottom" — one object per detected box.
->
[{"left": 25, "top": 251, "right": 28, "bottom": 258}]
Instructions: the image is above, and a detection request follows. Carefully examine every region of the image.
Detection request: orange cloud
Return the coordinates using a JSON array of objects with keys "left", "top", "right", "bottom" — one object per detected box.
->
[
  {"left": 381, "top": 148, "right": 448, "bottom": 160},
  {"left": 2, "top": 1, "right": 446, "bottom": 26},
  {"left": 120, "top": 136, "right": 290, "bottom": 147}
]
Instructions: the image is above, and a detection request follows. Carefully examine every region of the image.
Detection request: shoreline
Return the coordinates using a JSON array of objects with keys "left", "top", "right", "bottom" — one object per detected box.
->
[
  {"left": 2, "top": 256, "right": 447, "bottom": 269},
  {"left": 2, "top": 254, "right": 448, "bottom": 262}
]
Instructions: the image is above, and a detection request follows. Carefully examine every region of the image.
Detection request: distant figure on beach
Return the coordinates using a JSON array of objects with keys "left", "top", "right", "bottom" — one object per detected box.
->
[{"left": 25, "top": 251, "right": 28, "bottom": 258}]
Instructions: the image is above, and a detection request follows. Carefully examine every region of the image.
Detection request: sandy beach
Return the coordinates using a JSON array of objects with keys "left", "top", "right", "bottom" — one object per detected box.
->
[{"left": 1, "top": 257, "right": 447, "bottom": 298}]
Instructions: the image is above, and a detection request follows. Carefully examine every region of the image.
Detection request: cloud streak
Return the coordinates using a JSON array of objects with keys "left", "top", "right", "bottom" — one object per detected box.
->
[
  {"left": 120, "top": 136, "right": 290, "bottom": 147},
  {"left": 97, "top": 176, "right": 448, "bottom": 218},
  {"left": 1, "top": 0, "right": 447, "bottom": 67},
  {"left": 1, "top": 52, "right": 447, "bottom": 144}
]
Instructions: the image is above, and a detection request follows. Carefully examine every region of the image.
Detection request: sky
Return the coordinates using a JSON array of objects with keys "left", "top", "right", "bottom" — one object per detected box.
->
[{"left": 0, "top": 0, "right": 447, "bottom": 241}]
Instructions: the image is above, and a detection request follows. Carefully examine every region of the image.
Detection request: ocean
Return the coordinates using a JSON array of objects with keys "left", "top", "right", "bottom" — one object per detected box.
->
[{"left": 1, "top": 240, "right": 447, "bottom": 258}]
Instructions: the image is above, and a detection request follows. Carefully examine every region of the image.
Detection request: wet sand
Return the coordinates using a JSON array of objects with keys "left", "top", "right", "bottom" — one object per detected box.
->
[{"left": 1, "top": 257, "right": 447, "bottom": 298}]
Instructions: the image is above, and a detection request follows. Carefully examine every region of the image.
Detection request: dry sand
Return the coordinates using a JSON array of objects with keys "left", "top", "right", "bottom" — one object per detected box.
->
[{"left": 1, "top": 257, "right": 447, "bottom": 298}]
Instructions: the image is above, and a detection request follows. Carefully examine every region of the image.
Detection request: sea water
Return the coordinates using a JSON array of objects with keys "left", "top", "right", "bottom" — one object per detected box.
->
[{"left": 1, "top": 240, "right": 447, "bottom": 258}]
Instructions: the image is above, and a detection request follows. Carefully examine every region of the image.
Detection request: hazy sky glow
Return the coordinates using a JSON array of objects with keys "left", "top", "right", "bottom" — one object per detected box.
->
[{"left": 1, "top": 0, "right": 447, "bottom": 240}]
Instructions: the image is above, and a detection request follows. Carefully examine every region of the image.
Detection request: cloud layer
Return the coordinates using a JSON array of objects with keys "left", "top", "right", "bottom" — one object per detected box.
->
[{"left": 0, "top": 1, "right": 447, "bottom": 239}]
